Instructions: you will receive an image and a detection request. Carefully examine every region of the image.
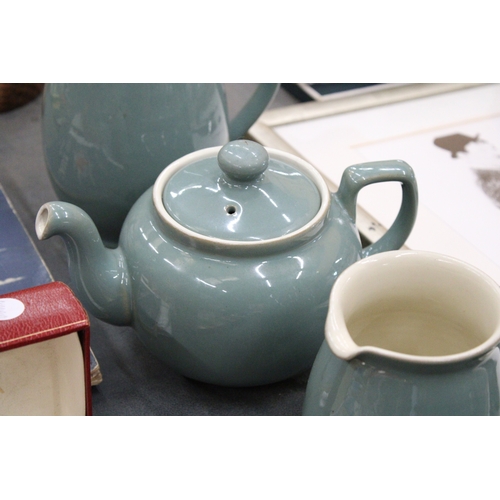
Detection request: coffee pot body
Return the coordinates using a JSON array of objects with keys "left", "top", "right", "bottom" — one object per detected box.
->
[{"left": 42, "top": 84, "right": 278, "bottom": 246}]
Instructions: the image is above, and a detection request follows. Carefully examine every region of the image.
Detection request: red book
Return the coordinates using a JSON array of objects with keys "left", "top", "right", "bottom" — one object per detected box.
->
[{"left": 0, "top": 282, "right": 92, "bottom": 415}]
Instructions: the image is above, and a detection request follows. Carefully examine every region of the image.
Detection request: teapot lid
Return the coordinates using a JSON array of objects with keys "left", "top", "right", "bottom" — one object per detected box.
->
[{"left": 153, "top": 140, "right": 331, "bottom": 249}]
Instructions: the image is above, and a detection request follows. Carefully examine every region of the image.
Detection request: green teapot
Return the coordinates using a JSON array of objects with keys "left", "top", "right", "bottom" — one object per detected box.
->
[
  {"left": 42, "top": 83, "right": 278, "bottom": 247},
  {"left": 36, "top": 140, "right": 418, "bottom": 387}
]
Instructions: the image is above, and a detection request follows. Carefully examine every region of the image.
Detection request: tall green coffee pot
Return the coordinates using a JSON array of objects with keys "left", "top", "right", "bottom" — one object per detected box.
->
[{"left": 42, "top": 83, "right": 278, "bottom": 246}]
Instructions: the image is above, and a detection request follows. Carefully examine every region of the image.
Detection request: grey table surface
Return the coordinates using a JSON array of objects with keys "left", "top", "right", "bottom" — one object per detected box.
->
[{"left": 0, "top": 84, "right": 311, "bottom": 416}]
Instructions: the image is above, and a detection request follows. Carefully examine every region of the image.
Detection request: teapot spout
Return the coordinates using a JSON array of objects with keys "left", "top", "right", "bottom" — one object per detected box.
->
[{"left": 36, "top": 202, "right": 132, "bottom": 326}]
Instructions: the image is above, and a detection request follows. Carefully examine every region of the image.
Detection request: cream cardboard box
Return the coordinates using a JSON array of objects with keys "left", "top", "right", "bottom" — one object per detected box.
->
[{"left": 0, "top": 282, "right": 92, "bottom": 416}]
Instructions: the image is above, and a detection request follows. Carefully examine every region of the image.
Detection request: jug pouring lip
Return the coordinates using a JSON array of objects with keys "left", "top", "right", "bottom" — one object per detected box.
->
[{"left": 325, "top": 250, "right": 500, "bottom": 366}]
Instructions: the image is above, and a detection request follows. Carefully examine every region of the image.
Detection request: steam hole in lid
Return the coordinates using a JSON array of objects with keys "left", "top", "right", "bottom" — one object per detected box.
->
[{"left": 225, "top": 205, "right": 237, "bottom": 215}]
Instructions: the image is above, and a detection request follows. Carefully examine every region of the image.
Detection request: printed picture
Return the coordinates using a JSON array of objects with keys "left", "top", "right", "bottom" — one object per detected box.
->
[{"left": 358, "top": 115, "right": 500, "bottom": 270}]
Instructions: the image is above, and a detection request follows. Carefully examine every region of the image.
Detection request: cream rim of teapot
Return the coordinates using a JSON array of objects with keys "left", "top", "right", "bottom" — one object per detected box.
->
[{"left": 152, "top": 146, "right": 332, "bottom": 250}]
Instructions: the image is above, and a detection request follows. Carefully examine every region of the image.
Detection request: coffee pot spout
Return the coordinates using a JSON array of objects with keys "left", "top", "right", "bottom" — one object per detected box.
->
[{"left": 36, "top": 202, "right": 132, "bottom": 326}]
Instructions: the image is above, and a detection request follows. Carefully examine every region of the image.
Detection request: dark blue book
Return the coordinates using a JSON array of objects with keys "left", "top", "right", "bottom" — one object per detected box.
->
[{"left": 0, "top": 184, "right": 52, "bottom": 293}]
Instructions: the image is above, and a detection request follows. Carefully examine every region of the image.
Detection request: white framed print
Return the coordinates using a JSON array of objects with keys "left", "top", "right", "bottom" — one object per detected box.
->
[{"left": 249, "top": 83, "right": 500, "bottom": 284}]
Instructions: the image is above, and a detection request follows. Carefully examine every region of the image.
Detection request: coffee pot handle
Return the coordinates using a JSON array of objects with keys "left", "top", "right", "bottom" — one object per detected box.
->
[
  {"left": 228, "top": 84, "right": 279, "bottom": 140},
  {"left": 336, "top": 159, "right": 418, "bottom": 258}
]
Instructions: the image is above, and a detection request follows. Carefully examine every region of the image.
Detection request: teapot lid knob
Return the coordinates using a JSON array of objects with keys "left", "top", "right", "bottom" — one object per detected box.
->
[{"left": 217, "top": 140, "right": 268, "bottom": 182}]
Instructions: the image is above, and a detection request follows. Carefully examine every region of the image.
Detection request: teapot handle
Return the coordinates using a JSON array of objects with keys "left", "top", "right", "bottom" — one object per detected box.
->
[
  {"left": 228, "top": 84, "right": 279, "bottom": 140},
  {"left": 336, "top": 159, "right": 418, "bottom": 258}
]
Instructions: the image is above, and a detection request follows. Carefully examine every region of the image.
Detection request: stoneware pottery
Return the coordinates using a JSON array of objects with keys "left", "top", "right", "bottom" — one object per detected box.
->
[
  {"left": 36, "top": 140, "right": 418, "bottom": 387},
  {"left": 303, "top": 250, "right": 500, "bottom": 415},
  {"left": 42, "top": 83, "right": 279, "bottom": 247}
]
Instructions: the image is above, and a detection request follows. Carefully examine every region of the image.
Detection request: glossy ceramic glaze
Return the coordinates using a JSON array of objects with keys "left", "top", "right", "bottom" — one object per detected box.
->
[
  {"left": 162, "top": 141, "right": 322, "bottom": 241},
  {"left": 42, "top": 83, "right": 278, "bottom": 246},
  {"left": 36, "top": 141, "right": 418, "bottom": 387},
  {"left": 303, "top": 251, "right": 500, "bottom": 415}
]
